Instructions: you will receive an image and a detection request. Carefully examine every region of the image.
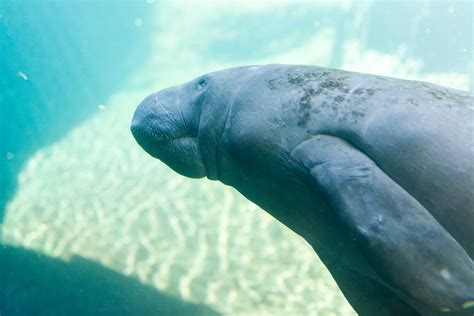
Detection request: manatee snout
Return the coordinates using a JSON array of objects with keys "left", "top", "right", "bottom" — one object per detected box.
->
[
  {"left": 130, "top": 93, "right": 170, "bottom": 147},
  {"left": 130, "top": 88, "right": 207, "bottom": 178}
]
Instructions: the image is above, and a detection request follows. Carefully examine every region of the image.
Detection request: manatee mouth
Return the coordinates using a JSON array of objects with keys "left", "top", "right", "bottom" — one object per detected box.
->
[
  {"left": 130, "top": 113, "right": 177, "bottom": 146},
  {"left": 130, "top": 121, "right": 169, "bottom": 150},
  {"left": 130, "top": 123, "right": 207, "bottom": 179}
]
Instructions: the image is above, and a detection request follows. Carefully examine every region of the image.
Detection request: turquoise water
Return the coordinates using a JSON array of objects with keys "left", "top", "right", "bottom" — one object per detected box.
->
[{"left": 1, "top": 1, "right": 472, "bottom": 315}]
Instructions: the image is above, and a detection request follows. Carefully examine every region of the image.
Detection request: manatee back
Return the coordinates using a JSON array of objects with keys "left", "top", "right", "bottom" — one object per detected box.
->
[{"left": 259, "top": 65, "right": 474, "bottom": 256}]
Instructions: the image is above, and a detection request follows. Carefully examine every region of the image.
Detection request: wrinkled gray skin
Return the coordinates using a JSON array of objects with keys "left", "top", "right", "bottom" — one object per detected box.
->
[{"left": 131, "top": 64, "right": 474, "bottom": 316}]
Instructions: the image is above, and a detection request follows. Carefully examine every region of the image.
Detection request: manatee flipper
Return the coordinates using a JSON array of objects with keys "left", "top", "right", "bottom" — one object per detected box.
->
[
  {"left": 291, "top": 135, "right": 474, "bottom": 314},
  {"left": 324, "top": 262, "right": 419, "bottom": 316}
]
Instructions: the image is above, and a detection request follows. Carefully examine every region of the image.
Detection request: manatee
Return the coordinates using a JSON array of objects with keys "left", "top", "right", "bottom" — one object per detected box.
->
[{"left": 130, "top": 64, "right": 474, "bottom": 315}]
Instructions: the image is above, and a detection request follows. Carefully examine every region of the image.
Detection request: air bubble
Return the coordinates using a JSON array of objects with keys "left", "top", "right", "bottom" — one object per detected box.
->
[{"left": 134, "top": 18, "right": 143, "bottom": 27}]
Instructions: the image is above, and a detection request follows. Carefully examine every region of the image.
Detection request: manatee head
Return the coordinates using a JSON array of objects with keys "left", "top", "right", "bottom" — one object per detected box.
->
[{"left": 130, "top": 66, "right": 267, "bottom": 180}]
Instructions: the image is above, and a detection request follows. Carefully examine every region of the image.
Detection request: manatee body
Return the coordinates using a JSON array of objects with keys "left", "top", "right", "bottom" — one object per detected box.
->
[{"left": 130, "top": 64, "right": 474, "bottom": 315}]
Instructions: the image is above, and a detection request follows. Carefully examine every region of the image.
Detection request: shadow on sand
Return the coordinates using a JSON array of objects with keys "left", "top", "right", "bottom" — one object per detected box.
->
[{"left": 0, "top": 246, "right": 220, "bottom": 316}]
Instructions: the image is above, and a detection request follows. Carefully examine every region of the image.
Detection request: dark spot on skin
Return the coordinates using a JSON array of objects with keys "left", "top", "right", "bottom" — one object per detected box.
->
[
  {"left": 408, "top": 98, "right": 419, "bottom": 106},
  {"left": 306, "top": 128, "right": 318, "bottom": 135},
  {"left": 288, "top": 72, "right": 322, "bottom": 86},
  {"left": 334, "top": 95, "right": 345, "bottom": 103},
  {"left": 338, "top": 113, "right": 348, "bottom": 122},
  {"left": 289, "top": 76, "right": 305, "bottom": 85},
  {"left": 353, "top": 88, "right": 376, "bottom": 96},
  {"left": 300, "top": 93, "right": 311, "bottom": 110},
  {"left": 429, "top": 90, "right": 446, "bottom": 100},
  {"left": 270, "top": 69, "right": 376, "bottom": 127},
  {"left": 270, "top": 69, "right": 350, "bottom": 94},
  {"left": 352, "top": 110, "right": 365, "bottom": 117},
  {"left": 268, "top": 78, "right": 279, "bottom": 90},
  {"left": 282, "top": 100, "right": 292, "bottom": 108},
  {"left": 319, "top": 79, "right": 344, "bottom": 90},
  {"left": 297, "top": 88, "right": 314, "bottom": 126},
  {"left": 289, "top": 72, "right": 352, "bottom": 126},
  {"left": 297, "top": 111, "right": 310, "bottom": 126}
]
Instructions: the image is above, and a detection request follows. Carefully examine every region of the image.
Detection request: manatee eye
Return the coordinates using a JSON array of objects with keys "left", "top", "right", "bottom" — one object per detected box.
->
[{"left": 196, "top": 77, "right": 208, "bottom": 90}]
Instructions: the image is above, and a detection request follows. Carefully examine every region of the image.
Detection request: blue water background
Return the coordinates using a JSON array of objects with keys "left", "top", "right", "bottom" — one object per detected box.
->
[{"left": 0, "top": 1, "right": 472, "bottom": 315}]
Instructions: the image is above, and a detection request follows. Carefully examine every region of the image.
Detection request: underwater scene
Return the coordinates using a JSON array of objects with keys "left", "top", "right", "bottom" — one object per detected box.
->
[{"left": 1, "top": 1, "right": 472, "bottom": 315}]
